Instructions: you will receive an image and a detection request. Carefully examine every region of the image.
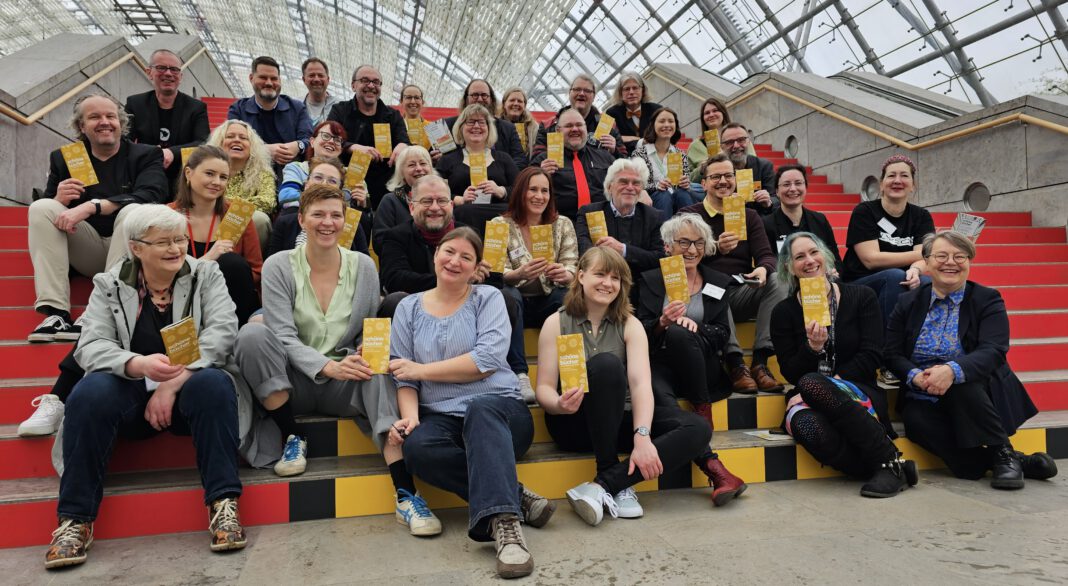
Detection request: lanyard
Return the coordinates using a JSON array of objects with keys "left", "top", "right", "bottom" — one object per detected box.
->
[
  {"left": 824, "top": 278, "right": 839, "bottom": 368},
  {"left": 185, "top": 211, "right": 217, "bottom": 259}
]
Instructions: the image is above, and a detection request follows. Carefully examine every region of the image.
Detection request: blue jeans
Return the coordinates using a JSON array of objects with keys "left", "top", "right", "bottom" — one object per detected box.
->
[
  {"left": 58, "top": 369, "right": 242, "bottom": 521},
  {"left": 851, "top": 268, "right": 932, "bottom": 323},
  {"left": 503, "top": 286, "right": 566, "bottom": 375},
  {"left": 649, "top": 188, "right": 698, "bottom": 220},
  {"left": 403, "top": 394, "right": 534, "bottom": 541}
]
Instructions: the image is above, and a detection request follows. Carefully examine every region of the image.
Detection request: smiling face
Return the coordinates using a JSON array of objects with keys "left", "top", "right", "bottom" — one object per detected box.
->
[
  {"left": 654, "top": 110, "right": 676, "bottom": 141},
  {"left": 927, "top": 237, "right": 971, "bottom": 292},
  {"left": 524, "top": 173, "right": 551, "bottom": 221},
  {"left": 307, "top": 163, "right": 342, "bottom": 188},
  {"left": 702, "top": 102, "right": 724, "bottom": 130},
  {"left": 465, "top": 81, "right": 493, "bottom": 109},
  {"left": 434, "top": 237, "right": 478, "bottom": 286},
  {"left": 578, "top": 261, "right": 622, "bottom": 307},
  {"left": 131, "top": 227, "right": 186, "bottom": 274},
  {"left": 621, "top": 79, "right": 642, "bottom": 108},
  {"left": 721, "top": 126, "right": 749, "bottom": 166},
  {"left": 352, "top": 66, "right": 382, "bottom": 109},
  {"left": 503, "top": 91, "right": 526, "bottom": 119},
  {"left": 298, "top": 197, "right": 345, "bottom": 249},
  {"left": 410, "top": 179, "right": 453, "bottom": 232},
  {"left": 148, "top": 52, "right": 182, "bottom": 97},
  {"left": 461, "top": 114, "right": 488, "bottom": 147},
  {"left": 401, "top": 86, "right": 423, "bottom": 117},
  {"left": 777, "top": 169, "right": 807, "bottom": 208},
  {"left": 609, "top": 168, "right": 642, "bottom": 211},
  {"left": 401, "top": 154, "right": 432, "bottom": 186},
  {"left": 789, "top": 236, "right": 826, "bottom": 280},
  {"left": 302, "top": 61, "right": 329, "bottom": 97},
  {"left": 558, "top": 110, "right": 588, "bottom": 150},
  {"left": 310, "top": 126, "right": 342, "bottom": 157},
  {"left": 701, "top": 160, "right": 736, "bottom": 200},
  {"left": 77, "top": 96, "right": 122, "bottom": 149},
  {"left": 880, "top": 162, "right": 915, "bottom": 202},
  {"left": 667, "top": 223, "right": 706, "bottom": 271},
  {"left": 250, "top": 64, "right": 280, "bottom": 102},
  {"left": 221, "top": 123, "right": 251, "bottom": 164},
  {"left": 185, "top": 157, "right": 229, "bottom": 202},
  {"left": 569, "top": 78, "right": 595, "bottom": 114}
]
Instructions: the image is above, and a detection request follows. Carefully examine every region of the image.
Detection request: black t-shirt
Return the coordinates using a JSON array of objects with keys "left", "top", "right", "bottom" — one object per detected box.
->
[
  {"left": 130, "top": 301, "right": 172, "bottom": 357},
  {"left": 157, "top": 107, "right": 173, "bottom": 148},
  {"left": 257, "top": 109, "right": 284, "bottom": 145},
  {"left": 842, "top": 200, "right": 935, "bottom": 281}
]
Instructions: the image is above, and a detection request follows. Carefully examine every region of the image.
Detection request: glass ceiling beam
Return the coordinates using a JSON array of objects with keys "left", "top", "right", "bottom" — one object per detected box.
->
[
  {"left": 632, "top": 0, "right": 700, "bottom": 67},
  {"left": 598, "top": 0, "right": 700, "bottom": 84},
  {"left": 752, "top": 0, "right": 811, "bottom": 73},
  {"left": 716, "top": 0, "right": 838, "bottom": 75},
  {"left": 697, "top": 0, "right": 766, "bottom": 76},
  {"left": 399, "top": 0, "right": 422, "bottom": 86},
  {"left": 172, "top": 0, "right": 241, "bottom": 91},
  {"left": 565, "top": 13, "right": 625, "bottom": 75},
  {"left": 1040, "top": 0, "right": 1068, "bottom": 54},
  {"left": 592, "top": 5, "right": 654, "bottom": 66},
  {"left": 526, "top": 2, "right": 600, "bottom": 102},
  {"left": 288, "top": 0, "right": 314, "bottom": 59},
  {"left": 918, "top": 0, "right": 996, "bottom": 106},
  {"left": 789, "top": 0, "right": 819, "bottom": 72},
  {"left": 831, "top": 1, "right": 883, "bottom": 74}
]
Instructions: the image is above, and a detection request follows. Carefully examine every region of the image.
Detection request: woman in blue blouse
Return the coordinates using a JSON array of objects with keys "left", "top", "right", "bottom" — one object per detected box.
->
[
  {"left": 390, "top": 227, "right": 553, "bottom": 579},
  {"left": 885, "top": 231, "right": 1057, "bottom": 489}
]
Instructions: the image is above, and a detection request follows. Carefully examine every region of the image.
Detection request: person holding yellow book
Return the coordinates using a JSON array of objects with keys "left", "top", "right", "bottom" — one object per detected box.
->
[
  {"left": 630, "top": 106, "right": 697, "bottom": 219},
  {"left": 604, "top": 71, "right": 663, "bottom": 154},
  {"left": 268, "top": 156, "right": 369, "bottom": 257},
  {"left": 373, "top": 145, "right": 436, "bottom": 253},
  {"left": 770, "top": 231, "right": 918, "bottom": 498},
  {"left": 720, "top": 123, "right": 777, "bottom": 215},
  {"left": 535, "top": 247, "right": 714, "bottom": 525},
  {"left": 206, "top": 120, "right": 277, "bottom": 252},
  {"left": 44, "top": 204, "right": 256, "bottom": 569},
  {"left": 499, "top": 87, "right": 543, "bottom": 163}
]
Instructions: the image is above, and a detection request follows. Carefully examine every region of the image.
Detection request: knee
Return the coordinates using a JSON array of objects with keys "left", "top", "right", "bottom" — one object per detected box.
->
[
  {"left": 663, "top": 324, "right": 700, "bottom": 349},
  {"left": 378, "top": 292, "right": 408, "bottom": 319},
  {"left": 401, "top": 429, "right": 434, "bottom": 470},
  {"left": 879, "top": 269, "right": 907, "bottom": 286},
  {"left": 216, "top": 252, "right": 251, "bottom": 276},
  {"left": 502, "top": 285, "right": 523, "bottom": 306},
  {"left": 678, "top": 409, "right": 713, "bottom": 446},
  {"left": 180, "top": 369, "right": 236, "bottom": 412},
  {"left": 587, "top": 353, "right": 627, "bottom": 391},
  {"left": 501, "top": 293, "right": 519, "bottom": 326},
  {"left": 235, "top": 322, "right": 272, "bottom": 358},
  {"left": 29, "top": 198, "right": 65, "bottom": 222},
  {"left": 66, "top": 373, "right": 125, "bottom": 421}
]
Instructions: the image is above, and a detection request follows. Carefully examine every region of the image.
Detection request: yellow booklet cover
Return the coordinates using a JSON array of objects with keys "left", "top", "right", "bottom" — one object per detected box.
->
[
  {"left": 660, "top": 255, "right": 689, "bottom": 303},
  {"left": 799, "top": 277, "right": 832, "bottom": 326},
  {"left": 180, "top": 147, "right": 196, "bottom": 169},
  {"left": 483, "top": 221, "right": 510, "bottom": 273},
  {"left": 530, "top": 224, "right": 554, "bottom": 261},
  {"left": 362, "top": 317, "right": 391, "bottom": 374},
  {"left": 405, "top": 119, "right": 431, "bottom": 149},
  {"left": 593, "top": 114, "right": 615, "bottom": 139},
  {"left": 703, "top": 129, "right": 720, "bottom": 155},
  {"left": 216, "top": 199, "right": 256, "bottom": 243},
  {"left": 344, "top": 150, "right": 373, "bottom": 191},
  {"left": 373, "top": 123, "right": 392, "bottom": 157},
  {"left": 469, "top": 151, "right": 488, "bottom": 186},
  {"left": 586, "top": 210, "right": 608, "bottom": 243},
  {"left": 736, "top": 168, "right": 754, "bottom": 202},
  {"left": 515, "top": 122, "right": 527, "bottom": 151},
  {"left": 546, "top": 132, "right": 564, "bottom": 165},
  {"left": 666, "top": 152, "right": 683, "bottom": 185},
  {"left": 723, "top": 195, "right": 748, "bottom": 240},
  {"left": 161, "top": 316, "right": 200, "bottom": 366},
  {"left": 754, "top": 180, "right": 762, "bottom": 191},
  {"left": 60, "top": 142, "right": 99, "bottom": 186},
  {"left": 557, "top": 333, "right": 589, "bottom": 393},
  {"left": 338, "top": 208, "right": 363, "bottom": 250}
]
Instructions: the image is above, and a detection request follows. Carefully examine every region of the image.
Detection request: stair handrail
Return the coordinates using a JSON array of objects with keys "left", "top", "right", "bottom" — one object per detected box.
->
[
  {"left": 0, "top": 51, "right": 149, "bottom": 127},
  {"left": 647, "top": 70, "right": 1068, "bottom": 151}
]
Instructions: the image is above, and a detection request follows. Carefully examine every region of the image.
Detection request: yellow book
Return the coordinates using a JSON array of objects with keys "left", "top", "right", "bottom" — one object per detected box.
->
[
  {"left": 405, "top": 119, "right": 431, "bottom": 149},
  {"left": 373, "top": 123, "right": 392, "bottom": 157},
  {"left": 180, "top": 147, "right": 196, "bottom": 169},
  {"left": 703, "top": 129, "right": 720, "bottom": 155},
  {"left": 557, "top": 333, "right": 589, "bottom": 393},
  {"left": 469, "top": 151, "right": 488, "bottom": 187},
  {"left": 215, "top": 199, "right": 256, "bottom": 243},
  {"left": 362, "top": 317, "right": 391, "bottom": 374},
  {"left": 585, "top": 210, "right": 608, "bottom": 243},
  {"left": 666, "top": 152, "right": 683, "bottom": 185},
  {"left": 515, "top": 122, "right": 527, "bottom": 151},
  {"left": 338, "top": 208, "right": 363, "bottom": 250},
  {"left": 546, "top": 132, "right": 564, "bottom": 165},
  {"left": 530, "top": 224, "right": 554, "bottom": 261},
  {"left": 60, "top": 142, "right": 99, "bottom": 186},
  {"left": 799, "top": 277, "right": 832, "bottom": 326},
  {"left": 736, "top": 168, "right": 754, "bottom": 202},
  {"left": 344, "top": 150, "right": 373, "bottom": 191},
  {"left": 660, "top": 255, "right": 689, "bottom": 304},
  {"left": 161, "top": 316, "right": 200, "bottom": 366},
  {"left": 483, "top": 221, "right": 510, "bottom": 273},
  {"left": 593, "top": 114, "right": 615, "bottom": 139},
  {"left": 754, "top": 180, "right": 762, "bottom": 191},
  {"left": 723, "top": 195, "right": 748, "bottom": 240}
]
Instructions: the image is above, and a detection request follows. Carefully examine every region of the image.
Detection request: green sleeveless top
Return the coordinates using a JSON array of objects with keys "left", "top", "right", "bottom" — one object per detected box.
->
[{"left": 556, "top": 307, "right": 626, "bottom": 364}]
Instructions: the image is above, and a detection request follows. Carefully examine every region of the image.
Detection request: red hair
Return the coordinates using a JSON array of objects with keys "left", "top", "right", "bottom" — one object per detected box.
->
[{"left": 308, "top": 120, "right": 347, "bottom": 159}]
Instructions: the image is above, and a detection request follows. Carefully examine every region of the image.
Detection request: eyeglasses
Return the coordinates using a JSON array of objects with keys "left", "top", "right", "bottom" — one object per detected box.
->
[
  {"left": 673, "top": 238, "right": 706, "bottom": 251},
  {"left": 464, "top": 119, "right": 488, "bottom": 127},
  {"left": 704, "top": 172, "right": 736, "bottom": 182},
  {"left": 133, "top": 236, "right": 190, "bottom": 250},
  {"left": 721, "top": 137, "right": 748, "bottom": 147},
  {"left": 150, "top": 65, "right": 182, "bottom": 74},
  {"left": 309, "top": 174, "right": 341, "bottom": 186},
  {"left": 614, "top": 178, "right": 643, "bottom": 187},
  {"left": 467, "top": 92, "right": 491, "bottom": 100},
  {"left": 415, "top": 197, "right": 451, "bottom": 208},
  {"left": 402, "top": 94, "right": 422, "bottom": 101},
  {"left": 316, "top": 131, "right": 342, "bottom": 144},
  {"left": 354, "top": 77, "right": 382, "bottom": 86},
  {"left": 570, "top": 87, "right": 594, "bottom": 95},
  {"left": 778, "top": 181, "right": 806, "bottom": 190},
  {"left": 927, "top": 252, "right": 971, "bottom": 264}
]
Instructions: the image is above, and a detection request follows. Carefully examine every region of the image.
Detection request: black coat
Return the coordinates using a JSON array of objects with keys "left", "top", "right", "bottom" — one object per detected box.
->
[
  {"left": 575, "top": 200, "right": 664, "bottom": 284},
  {"left": 885, "top": 281, "right": 1038, "bottom": 435},
  {"left": 604, "top": 101, "right": 663, "bottom": 154},
  {"left": 762, "top": 206, "right": 843, "bottom": 273},
  {"left": 327, "top": 99, "right": 410, "bottom": 207},
  {"left": 124, "top": 90, "right": 209, "bottom": 163},
  {"left": 443, "top": 116, "right": 528, "bottom": 169}
]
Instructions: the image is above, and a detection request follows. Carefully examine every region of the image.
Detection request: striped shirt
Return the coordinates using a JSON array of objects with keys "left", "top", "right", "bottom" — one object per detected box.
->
[{"left": 390, "top": 285, "right": 520, "bottom": 416}]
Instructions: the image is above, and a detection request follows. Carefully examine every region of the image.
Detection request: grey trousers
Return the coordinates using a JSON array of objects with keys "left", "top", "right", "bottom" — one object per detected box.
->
[
  {"left": 234, "top": 322, "right": 399, "bottom": 450},
  {"left": 724, "top": 277, "right": 787, "bottom": 355}
]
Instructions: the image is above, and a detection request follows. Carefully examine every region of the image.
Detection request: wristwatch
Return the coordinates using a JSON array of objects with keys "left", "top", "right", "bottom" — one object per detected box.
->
[
  {"left": 634, "top": 426, "right": 650, "bottom": 437},
  {"left": 90, "top": 198, "right": 102, "bottom": 215}
]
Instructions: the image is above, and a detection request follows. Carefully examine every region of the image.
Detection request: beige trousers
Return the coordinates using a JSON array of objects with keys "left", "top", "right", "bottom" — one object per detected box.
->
[{"left": 252, "top": 210, "right": 271, "bottom": 254}]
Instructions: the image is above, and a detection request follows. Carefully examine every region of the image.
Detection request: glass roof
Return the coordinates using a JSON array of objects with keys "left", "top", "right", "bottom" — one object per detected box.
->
[{"left": 0, "top": 0, "right": 1065, "bottom": 110}]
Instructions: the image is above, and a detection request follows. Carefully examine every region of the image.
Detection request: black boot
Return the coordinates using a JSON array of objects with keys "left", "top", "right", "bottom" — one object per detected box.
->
[
  {"left": 902, "top": 459, "right": 919, "bottom": 487},
  {"left": 860, "top": 458, "right": 909, "bottom": 498},
  {"left": 990, "top": 445, "right": 1025, "bottom": 490},
  {"left": 1016, "top": 451, "right": 1058, "bottom": 480}
]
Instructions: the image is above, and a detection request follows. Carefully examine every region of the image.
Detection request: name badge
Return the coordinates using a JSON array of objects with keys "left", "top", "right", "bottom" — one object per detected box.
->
[
  {"left": 702, "top": 283, "right": 726, "bottom": 300},
  {"left": 877, "top": 217, "right": 897, "bottom": 235},
  {"left": 509, "top": 248, "right": 525, "bottom": 261}
]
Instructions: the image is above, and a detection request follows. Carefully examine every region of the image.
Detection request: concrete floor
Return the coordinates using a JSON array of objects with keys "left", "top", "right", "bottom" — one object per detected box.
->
[{"left": 3, "top": 469, "right": 1068, "bottom": 585}]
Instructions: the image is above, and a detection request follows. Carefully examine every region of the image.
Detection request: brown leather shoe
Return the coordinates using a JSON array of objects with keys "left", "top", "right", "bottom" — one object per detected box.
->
[
  {"left": 751, "top": 364, "right": 785, "bottom": 393},
  {"left": 729, "top": 366, "right": 758, "bottom": 394}
]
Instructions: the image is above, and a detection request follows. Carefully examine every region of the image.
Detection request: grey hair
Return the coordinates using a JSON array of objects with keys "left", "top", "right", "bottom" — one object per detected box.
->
[
  {"left": 571, "top": 72, "right": 598, "bottom": 94},
  {"left": 386, "top": 145, "right": 436, "bottom": 191},
  {"left": 149, "top": 49, "right": 183, "bottom": 65},
  {"left": 922, "top": 230, "right": 976, "bottom": 259},
  {"left": 411, "top": 174, "right": 450, "bottom": 201},
  {"left": 69, "top": 94, "right": 130, "bottom": 141},
  {"left": 603, "top": 158, "right": 650, "bottom": 194},
  {"left": 124, "top": 204, "right": 188, "bottom": 257},
  {"left": 452, "top": 103, "right": 498, "bottom": 148},
  {"left": 660, "top": 213, "right": 716, "bottom": 257},
  {"left": 775, "top": 232, "right": 838, "bottom": 293},
  {"left": 611, "top": 71, "right": 650, "bottom": 106}
]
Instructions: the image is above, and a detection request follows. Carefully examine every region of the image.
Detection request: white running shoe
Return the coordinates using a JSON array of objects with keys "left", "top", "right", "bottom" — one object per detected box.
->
[
  {"left": 18, "top": 394, "right": 64, "bottom": 437},
  {"left": 614, "top": 487, "right": 644, "bottom": 518}
]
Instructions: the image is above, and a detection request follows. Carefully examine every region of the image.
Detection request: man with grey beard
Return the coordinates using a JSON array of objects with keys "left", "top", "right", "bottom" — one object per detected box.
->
[{"left": 720, "top": 123, "right": 777, "bottom": 215}]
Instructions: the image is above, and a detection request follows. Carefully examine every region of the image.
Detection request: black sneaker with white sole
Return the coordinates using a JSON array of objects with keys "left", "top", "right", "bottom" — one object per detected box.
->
[
  {"left": 54, "top": 314, "right": 84, "bottom": 342},
  {"left": 27, "top": 315, "right": 72, "bottom": 343}
]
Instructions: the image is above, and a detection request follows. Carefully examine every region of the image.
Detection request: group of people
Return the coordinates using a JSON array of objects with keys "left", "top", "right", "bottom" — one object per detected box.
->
[{"left": 22, "top": 49, "right": 1057, "bottom": 578}]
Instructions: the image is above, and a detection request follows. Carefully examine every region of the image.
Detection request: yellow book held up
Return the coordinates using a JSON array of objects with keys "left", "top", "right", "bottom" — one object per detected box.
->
[
  {"left": 666, "top": 152, "right": 683, "bottom": 185},
  {"left": 60, "top": 142, "right": 99, "bottom": 186},
  {"left": 585, "top": 210, "right": 608, "bottom": 243},
  {"left": 703, "top": 129, "right": 720, "bottom": 155},
  {"left": 530, "top": 224, "right": 554, "bottom": 261},
  {"left": 161, "top": 316, "right": 200, "bottom": 366},
  {"left": 515, "top": 122, "right": 527, "bottom": 151},
  {"left": 344, "top": 150, "right": 373, "bottom": 191},
  {"left": 799, "top": 277, "right": 832, "bottom": 326},
  {"left": 180, "top": 147, "right": 196, "bottom": 169},
  {"left": 483, "top": 221, "right": 510, "bottom": 273},
  {"left": 593, "top": 114, "right": 615, "bottom": 139},
  {"left": 723, "top": 195, "right": 748, "bottom": 240},
  {"left": 754, "top": 180, "right": 762, "bottom": 191},
  {"left": 557, "top": 333, "right": 589, "bottom": 393},
  {"left": 736, "top": 168, "right": 754, "bottom": 202},
  {"left": 469, "top": 151, "right": 488, "bottom": 187},
  {"left": 373, "top": 123, "right": 392, "bottom": 157},
  {"left": 216, "top": 199, "right": 256, "bottom": 243},
  {"left": 362, "top": 317, "right": 391, "bottom": 374},
  {"left": 338, "top": 208, "right": 363, "bottom": 250},
  {"left": 405, "top": 119, "right": 431, "bottom": 149},
  {"left": 546, "top": 132, "right": 564, "bottom": 165},
  {"left": 660, "top": 255, "right": 689, "bottom": 303}
]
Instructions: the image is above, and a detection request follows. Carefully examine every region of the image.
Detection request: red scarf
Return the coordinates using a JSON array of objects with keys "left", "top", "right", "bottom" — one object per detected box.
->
[{"left": 418, "top": 220, "right": 455, "bottom": 247}]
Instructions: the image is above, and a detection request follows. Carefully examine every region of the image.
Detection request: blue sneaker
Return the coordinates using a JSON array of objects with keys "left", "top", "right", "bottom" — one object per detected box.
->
[
  {"left": 273, "top": 434, "right": 307, "bottom": 477},
  {"left": 395, "top": 489, "right": 442, "bottom": 536}
]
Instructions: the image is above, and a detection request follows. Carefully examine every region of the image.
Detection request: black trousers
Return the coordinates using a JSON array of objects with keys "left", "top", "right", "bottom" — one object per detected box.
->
[
  {"left": 544, "top": 353, "right": 713, "bottom": 494},
  {"left": 216, "top": 252, "right": 260, "bottom": 326},
  {"left": 650, "top": 324, "right": 728, "bottom": 406},
  {"left": 902, "top": 380, "right": 1009, "bottom": 480}
]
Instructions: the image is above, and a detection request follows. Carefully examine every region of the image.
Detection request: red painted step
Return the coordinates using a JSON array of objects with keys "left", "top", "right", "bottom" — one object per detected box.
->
[
  {"left": 0, "top": 227, "right": 26, "bottom": 249},
  {"left": 805, "top": 184, "right": 844, "bottom": 194},
  {"left": 1010, "top": 311, "right": 1068, "bottom": 338},
  {"left": 1025, "top": 379, "right": 1068, "bottom": 411},
  {"left": 0, "top": 252, "right": 32, "bottom": 277},
  {"left": 806, "top": 194, "right": 859, "bottom": 204},
  {"left": 1009, "top": 341, "right": 1068, "bottom": 373},
  {"left": 831, "top": 226, "right": 1067, "bottom": 245},
  {"left": 0, "top": 344, "right": 73, "bottom": 379},
  {"left": 1000, "top": 286, "right": 1068, "bottom": 310},
  {"left": 0, "top": 208, "right": 29, "bottom": 227},
  {"left": 0, "top": 382, "right": 52, "bottom": 424},
  {"left": 822, "top": 211, "right": 1032, "bottom": 227},
  {"left": 0, "top": 308, "right": 84, "bottom": 340},
  {"left": 809, "top": 203, "right": 858, "bottom": 212},
  {"left": 0, "top": 277, "right": 92, "bottom": 307},
  {"left": 969, "top": 264, "right": 1068, "bottom": 286}
]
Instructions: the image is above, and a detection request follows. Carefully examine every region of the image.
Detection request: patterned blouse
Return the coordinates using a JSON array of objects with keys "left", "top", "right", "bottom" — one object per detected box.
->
[
  {"left": 493, "top": 214, "right": 579, "bottom": 296},
  {"left": 226, "top": 168, "right": 277, "bottom": 215},
  {"left": 907, "top": 287, "right": 966, "bottom": 402}
]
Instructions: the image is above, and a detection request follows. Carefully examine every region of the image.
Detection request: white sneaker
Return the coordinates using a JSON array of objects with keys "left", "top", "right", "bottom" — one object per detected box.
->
[
  {"left": 18, "top": 394, "right": 64, "bottom": 437},
  {"left": 565, "top": 481, "right": 618, "bottom": 526},
  {"left": 273, "top": 434, "right": 307, "bottom": 477},
  {"left": 395, "top": 489, "right": 442, "bottom": 536},
  {"left": 518, "top": 373, "right": 535, "bottom": 404},
  {"left": 614, "top": 487, "right": 643, "bottom": 518}
]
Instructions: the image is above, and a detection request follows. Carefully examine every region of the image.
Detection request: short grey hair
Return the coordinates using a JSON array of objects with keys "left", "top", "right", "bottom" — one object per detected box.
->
[
  {"left": 603, "top": 158, "right": 649, "bottom": 194},
  {"left": 660, "top": 213, "right": 716, "bottom": 257},
  {"left": 411, "top": 174, "right": 450, "bottom": 201},
  {"left": 69, "top": 94, "right": 129, "bottom": 141},
  {"left": 351, "top": 64, "right": 379, "bottom": 82},
  {"left": 452, "top": 103, "right": 498, "bottom": 148},
  {"left": 124, "top": 204, "right": 188, "bottom": 256},
  {"left": 571, "top": 72, "right": 597, "bottom": 93},
  {"left": 149, "top": 49, "right": 183, "bottom": 65},
  {"left": 922, "top": 230, "right": 976, "bottom": 259}
]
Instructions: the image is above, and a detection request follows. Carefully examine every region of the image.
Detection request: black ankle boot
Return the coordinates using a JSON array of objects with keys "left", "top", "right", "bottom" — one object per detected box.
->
[
  {"left": 990, "top": 445, "right": 1025, "bottom": 490},
  {"left": 1016, "top": 451, "right": 1058, "bottom": 480},
  {"left": 860, "top": 459, "right": 908, "bottom": 498}
]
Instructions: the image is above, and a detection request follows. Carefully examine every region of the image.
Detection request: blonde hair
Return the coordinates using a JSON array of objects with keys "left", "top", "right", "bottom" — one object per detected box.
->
[
  {"left": 208, "top": 120, "right": 273, "bottom": 197},
  {"left": 452, "top": 104, "right": 498, "bottom": 148}
]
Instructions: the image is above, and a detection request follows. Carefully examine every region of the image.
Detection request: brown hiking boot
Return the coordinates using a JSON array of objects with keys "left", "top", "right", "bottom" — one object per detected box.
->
[
  {"left": 44, "top": 518, "right": 93, "bottom": 569},
  {"left": 491, "top": 513, "right": 533, "bottom": 578},
  {"left": 729, "top": 366, "right": 758, "bottom": 394},
  {"left": 701, "top": 457, "right": 748, "bottom": 506},
  {"left": 209, "top": 497, "right": 247, "bottom": 552},
  {"left": 751, "top": 364, "right": 785, "bottom": 393}
]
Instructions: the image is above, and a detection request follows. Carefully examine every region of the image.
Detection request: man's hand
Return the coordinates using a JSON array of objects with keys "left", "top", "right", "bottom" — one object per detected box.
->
[
  {"left": 54, "top": 203, "right": 94, "bottom": 233},
  {"left": 54, "top": 178, "right": 86, "bottom": 206},
  {"left": 717, "top": 231, "right": 739, "bottom": 255},
  {"left": 743, "top": 267, "right": 767, "bottom": 288},
  {"left": 597, "top": 134, "right": 616, "bottom": 152},
  {"left": 161, "top": 148, "right": 175, "bottom": 169},
  {"left": 539, "top": 158, "right": 559, "bottom": 175},
  {"left": 349, "top": 143, "right": 383, "bottom": 162},
  {"left": 268, "top": 142, "right": 299, "bottom": 165},
  {"left": 595, "top": 235, "right": 625, "bottom": 255}
]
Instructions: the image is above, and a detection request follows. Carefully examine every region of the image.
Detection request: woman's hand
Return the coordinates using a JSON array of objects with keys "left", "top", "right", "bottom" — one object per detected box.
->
[
  {"left": 628, "top": 436, "right": 663, "bottom": 480},
  {"left": 477, "top": 180, "right": 504, "bottom": 199},
  {"left": 678, "top": 176, "right": 690, "bottom": 190},
  {"left": 658, "top": 300, "right": 688, "bottom": 329},
  {"left": 127, "top": 354, "right": 185, "bottom": 381},
  {"left": 901, "top": 266, "right": 922, "bottom": 289},
  {"left": 389, "top": 358, "right": 426, "bottom": 382},
  {"left": 556, "top": 387, "right": 584, "bottom": 414},
  {"left": 340, "top": 354, "right": 374, "bottom": 381},
  {"left": 545, "top": 263, "right": 573, "bottom": 286},
  {"left": 388, "top": 417, "right": 420, "bottom": 446},
  {"left": 656, "top": 178, "right": 672, "bottom": 191},
  {"left": 460, "top": 185, "right": 479, "bottom": 204},
  {"left": 806, "top": 320, "right": 828, "bottom": 353},
  {"left": 743, "top": 267, "right": 767, "bottom": 288},
  {"left": 539, "top": 158, "right": 559, "bottom": 175},
  {"left": 144, "top": 385, "right": 178, "bottom": 431},
  {"left": 203, "top": 239, "right": 234, "bottom": 261},
  {"left": 350, "top": 184, "right": 368, "bottom": 208},
  {"left": 923, "top": 364, "right": 955, "bottom": 395},
  {"left": 511, "top": 257, "right": 549, "bottom": 282}
]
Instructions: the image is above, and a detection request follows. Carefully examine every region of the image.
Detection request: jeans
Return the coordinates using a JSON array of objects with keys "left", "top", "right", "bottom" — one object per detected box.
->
[
  {"left": 503, "top": 286, "right": 566, "bottom": 375},
  {"left": 649, "top": 188, "right": 698, "bottom": 220},
  {"left": 403, "top": 394, "right": 534, "bottom": 541},
  {"left": 58, "top": 369, "right": 242, "bottom": 521},
  {"left": 850, "top": 268, "right": 932, "bottom": 323}
]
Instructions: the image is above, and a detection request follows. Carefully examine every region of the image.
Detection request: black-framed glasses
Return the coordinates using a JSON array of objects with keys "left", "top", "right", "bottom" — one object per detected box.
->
[
  {"left": 467, "top": 92, "right": 491, "bottom": 100},
  {"left": 704, "top": 172, "right": 735, "bottom": 182},
  {"left": 150, "top": 65, "right": 182, "bottom": 74},
  {"left": 463, "top": 119, "right": 488, "bottom": 127},
  {"left": 721, "top": 137, "right": 748, "bottom": 147},
  {"left": 673, "top": 238, "right": 706, "bottom": 251},
  {"left": 927, "top": 252, "right": 971, "bottom": 264},
  {"left": 133, "top": 236, "right": 190, "bottom": 249},
  {"left": 316, "top": 131, "right": 342, "bottom": 144},
  {"left": 354, "top": 77, "right": 382, "bottom": 86},
  {"left": 415, "top": 197, "right": 451, "bottom": 208}
]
